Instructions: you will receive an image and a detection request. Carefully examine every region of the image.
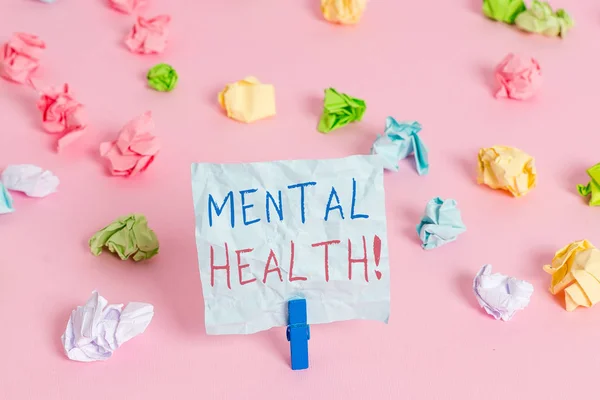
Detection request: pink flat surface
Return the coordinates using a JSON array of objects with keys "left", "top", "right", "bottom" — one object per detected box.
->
[{"left": 0, "top": 0, "right": 599, "bottom": 399}]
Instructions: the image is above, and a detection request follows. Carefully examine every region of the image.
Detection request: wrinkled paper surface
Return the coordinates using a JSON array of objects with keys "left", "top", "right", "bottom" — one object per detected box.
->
[
  {"left": 89, "top": 214, "right": 159, "bottom": 261},
  {"left": 515, "top": 0, "right": 573, "bottom": 38},
  {"left": 477, "top": 145, "right": 536, "bottom": 197},
  {"left": 1, "top": 164, "right": 59, "bottom": 197},
  {"left": 482, "top": 0, "right": 526, "bottom": 24},
  {"left": 191, "top": 155, "right": 390, "bottom": 335},
  {"left": 543, "top": 239, "right": 600, "bottom": 311},
  {"left": 416, "top": 197, "right": 466, "bottom": 250},
  {"left": 321, "top": 0, "right": 367, "bottom": 25},
  {"left": 317, "top": 88, "right": 366, "bottom": 133},
  {"left": 473, "top": 264, "right": 533, "bottom": 321},
  {"left": 577, "top": 163, "right": 600, "bottom": 206},
  {"left": 61, "top": 291, "right": 154, "bottom": 362},
  {"left": 371, "top": 117, "right": 429, "bottom": 175}
]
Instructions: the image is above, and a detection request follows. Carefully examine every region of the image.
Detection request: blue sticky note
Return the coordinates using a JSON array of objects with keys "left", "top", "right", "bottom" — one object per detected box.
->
[
  {"left": 0, "top": 183, "right": 14, "bottom": 214},
  {"left": 416, "top": 197, "right": 465, "bottom": 250},
  {"left": 371, "top": 117, "right": 429, "bottom": 175}
]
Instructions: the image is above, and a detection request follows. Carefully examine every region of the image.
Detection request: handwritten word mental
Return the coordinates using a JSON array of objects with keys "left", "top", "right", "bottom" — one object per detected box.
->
[{"left": 207, "top": 178, "right": 369, "bottom": 228}]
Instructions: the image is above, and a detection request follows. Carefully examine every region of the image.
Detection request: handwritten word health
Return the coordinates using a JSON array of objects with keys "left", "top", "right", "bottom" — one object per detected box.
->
[
  {"left": 208, "top": 235, "right": 384, "bottom": 289},
  {"left": 207, "top": 178, "right": 369, "bottom": 228}
]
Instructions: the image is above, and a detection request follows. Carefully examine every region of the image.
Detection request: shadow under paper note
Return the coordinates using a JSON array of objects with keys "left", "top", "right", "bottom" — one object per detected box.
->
[
  {"left": 152, "top": 222, "right": 206, "bottom": 337},
  {"left": 256, "top": 328, "right": 289, "bottom": 367}
]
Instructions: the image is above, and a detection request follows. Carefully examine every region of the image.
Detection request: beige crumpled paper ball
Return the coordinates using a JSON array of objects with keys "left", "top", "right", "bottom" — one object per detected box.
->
[
  {"left": 477, "top": 146, "right": 536, "bottom": 197},
  {"left": 321, "top": 0, "right": 367, "bottom": 25},
  {"left": 543, "top": 240, "right": 600, "bottom": 311}
]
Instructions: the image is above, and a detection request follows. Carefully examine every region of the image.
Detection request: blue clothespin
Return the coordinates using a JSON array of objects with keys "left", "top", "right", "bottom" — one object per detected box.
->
[{"left": 286, "top": 298, "right": 310, "bottom": 370}]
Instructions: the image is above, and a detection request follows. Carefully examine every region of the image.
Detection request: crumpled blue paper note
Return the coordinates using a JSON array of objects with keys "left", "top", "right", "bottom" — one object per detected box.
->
[
  {"left": 0, "top": 183, "right": 14, "bottom": 214},
  {"left": 191, "top": 155, "right": 390, "bottom": 335},
  {"left": 416, "top": 197, "right": 466, "bottom": 250},
  {"left": 61, "top": 291, "right": 154, "bottom": 362},
  {"left": 473, "top": 264, "right": 533, "bottom": 321},
  {"left": 370, "top": 117, "right": 429, "bottom": 175},
  {"left": 1, "top": 164, "right": 59, "bottom": 198}
]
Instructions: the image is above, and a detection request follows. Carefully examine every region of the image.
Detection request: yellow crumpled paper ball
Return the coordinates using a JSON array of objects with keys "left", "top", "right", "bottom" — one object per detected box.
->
[
  {"left": 321, "top": 0, "right": 367, "bottom": 25},
  {"left": 543, "top": 240, "right": 600, "bottom": 311},
  {"left": 477, "top": 145, "right": 536, "bottom": 197},
  {"left": 218, "top": 76, "right": 276, "bottom": 123}
]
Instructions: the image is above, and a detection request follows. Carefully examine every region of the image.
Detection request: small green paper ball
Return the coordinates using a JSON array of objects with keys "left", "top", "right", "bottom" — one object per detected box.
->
[{"left": 147, "top": 63, "right": 178, "bottom": 92}]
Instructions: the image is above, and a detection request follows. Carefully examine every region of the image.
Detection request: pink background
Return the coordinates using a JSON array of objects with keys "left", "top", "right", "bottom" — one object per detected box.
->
[{"left": 0, "top": 0, "right": 599, "bottom": 399}]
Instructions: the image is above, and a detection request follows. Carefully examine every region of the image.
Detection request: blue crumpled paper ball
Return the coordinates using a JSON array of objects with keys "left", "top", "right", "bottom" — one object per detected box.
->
[
  {"left": 370, "top": 117, "right": 429, "bottom": 175},
  {"left": 416, "top": 197, "right": 466, "bottom": 250}
]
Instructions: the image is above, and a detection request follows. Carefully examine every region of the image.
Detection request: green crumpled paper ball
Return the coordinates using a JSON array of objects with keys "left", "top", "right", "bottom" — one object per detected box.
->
[
  {"left": 515, "top": 0, "right": 573, "bottom": 38},
  {"left": 317, "top": 88, "right": 366, "bottom": 133},
  {"left": 147, "top": 63, "right": 178, "bottom": 92},
  {"left": 482, "top": 0, "right": 526, "bottom": 24},
  {"left": 577, "top": 163, "right": 600, "bottom": 206},
  {"left": 89, "top": 214, "right": 159, "bottom": 262}
]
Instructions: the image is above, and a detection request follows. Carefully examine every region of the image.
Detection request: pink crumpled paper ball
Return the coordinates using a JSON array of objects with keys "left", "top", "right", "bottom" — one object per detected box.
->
[
  {"left": 124, "top": 15, "right": 171, "bottom": 55},
  {"left": 0, "top": 33, "right": 46, "bottom": 84},
  {"left": 108, "top": 0, "right": 145, "bottom": 14},
  {"left": 100, "top": 111, "right": 160, "bottom": 177},
  {"left": 495, "top": 53, "right": 542, "bottom": 100},
  {"left": 37, "top": 84, "right": 87, "bottom": 151}
]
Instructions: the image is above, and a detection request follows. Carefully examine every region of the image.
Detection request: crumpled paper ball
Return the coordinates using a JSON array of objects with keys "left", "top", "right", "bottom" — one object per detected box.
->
[
  {"left": 473, "top": 264, "right": 534, "bottom": 321},
  {"left": 100, "top": 111, "right": 160, "bottom": 177},
  {"left": 370, "top": 117, "right": 428, "bottom": 175},
  {"left": 317, "top": 88, "right": 366, "bottom": 133},
  {"left": 0, "top": 32, "right": 46, "bottom": 84},
  {"left": 1, "top": 164, "right": 59, "bottom": 198},
  {"left": 218, "top": 76, "right": 276, "bottom": 123},
  {"left": 494, "top": 53, "right": 542, "bottom": 100},
  {"left": 416, "top": 197, "right": 466, "bottom": 250},
  {"left": 89, "top": 214, "right": 159, "bottom": 261},
  {"left": 125, "top": 15, "right": 171, "bottom": 55},
  {"left": 577, "top": 163, "right": 600, "bottom": 206},
  {"left": 477, "top": 146, "right": 536, "bottom": 197},
  {"left": 482, "top": 0, "right": 526, "bottom": 24},
  {"left": 543, "top": 240, "right": 600, "bottom": 311},
  {"left": 37, "top": 84, "right": 87, "bottom": 151},
  {"left": 321, "top": 0, "right": 367, "bottom": 25},
  {"left": 515, "top": 0, "right": 573, "bottom": 38},
  {"left": 147, "top": 63, "right": 178, "bottom": 92},
  {"left": 109, "top": 0, "right": 145, "bottom": 14},
  {"left": 61, "top": 291, "right": 154, "bottom": 362}
]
